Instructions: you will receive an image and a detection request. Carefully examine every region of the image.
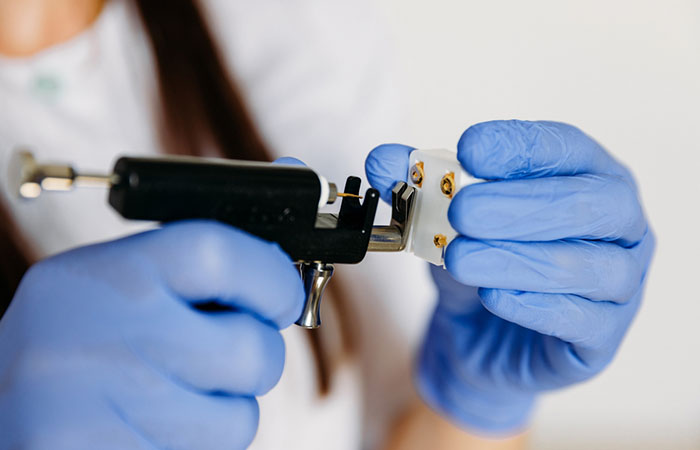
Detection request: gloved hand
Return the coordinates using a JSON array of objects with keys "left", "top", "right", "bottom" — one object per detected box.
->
[
  {"left": 0, "top": 220, "right": 304, "bottom": 449},
  {"left": 366, "top": 120, "right": 655, "bottom": 434}
]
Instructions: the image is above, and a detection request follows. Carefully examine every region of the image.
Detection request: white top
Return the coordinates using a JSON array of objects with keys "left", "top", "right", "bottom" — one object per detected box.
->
[{"left": 0, "top": 0, "right": 436, "bottom": 448}]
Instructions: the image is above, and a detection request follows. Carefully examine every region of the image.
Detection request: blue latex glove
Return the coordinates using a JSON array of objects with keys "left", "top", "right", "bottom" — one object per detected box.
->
[
  {"left": 0, "top": 220, "right": 304, "bottom": 449},
  {"left": 366, "top": 120, "right": 655, "bottom": 434}
]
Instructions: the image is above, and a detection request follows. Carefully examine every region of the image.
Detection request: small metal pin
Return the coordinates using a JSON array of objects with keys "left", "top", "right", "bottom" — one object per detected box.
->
[
  {"left": 325, "top": 184, "right": 363, "bottom": 204},
  {"left": 336, "top": 193, "right": 363, "bottom": 199}
]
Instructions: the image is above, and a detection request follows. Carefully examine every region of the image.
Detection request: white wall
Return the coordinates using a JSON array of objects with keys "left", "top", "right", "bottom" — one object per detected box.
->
[{"left": 376, "top": 0, "right": 700, "bottom": 448}]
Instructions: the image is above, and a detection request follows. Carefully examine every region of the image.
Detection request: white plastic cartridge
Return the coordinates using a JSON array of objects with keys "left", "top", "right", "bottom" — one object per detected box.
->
[{"left": 406, "top": 149, "right": 472, "bottom": 266}]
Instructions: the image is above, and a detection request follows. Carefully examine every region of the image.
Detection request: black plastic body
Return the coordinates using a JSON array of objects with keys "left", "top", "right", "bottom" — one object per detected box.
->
[{"left": 108, "top": 156, "right": 379, "bottom": 264}]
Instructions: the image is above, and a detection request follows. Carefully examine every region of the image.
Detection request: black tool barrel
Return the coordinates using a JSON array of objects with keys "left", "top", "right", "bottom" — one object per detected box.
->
[
  {"left": 109, "top": 156, "right": 321, "bottom": 229},
  {"left": 107, "top": 156, "right": 379, "bottom": 264}
]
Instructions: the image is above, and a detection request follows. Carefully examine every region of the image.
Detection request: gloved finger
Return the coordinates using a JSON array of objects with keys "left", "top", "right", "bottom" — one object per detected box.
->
[
  {"left": 129, "top": 304, "right": 285, "bottom": 397},
  {"left": 627, "top": 228, "right": 657, "bottom": 278},
  {"left": 449, "top": 173, "right": 646, "bottom": 246},
  {"left": 457, "top": 120, "right": 633, "bottom": 181},
  {"left": 126, "top": 220, "right": 305, "bottom": 329},
  {"left": 444, "top": 237, "right": 643, "bottom": 302},
  {"left": 365, "top": 143, "right": 414, "bottom": 203},
  {"left": 273, "top": 156, "right": 306, "bottom": 166},
  {"left": 111, "top": 373, "right": 259, "bottom": 450},
  {"left": 476, "top": 288, "right": 636, "bottom": 354}
]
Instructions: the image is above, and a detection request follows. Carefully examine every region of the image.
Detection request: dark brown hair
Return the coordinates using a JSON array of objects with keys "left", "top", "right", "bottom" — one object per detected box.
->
[
  {"left": 0, "top": 204, "right": 34, "bottom": 315},
  {"left": 134, "top": 0, "right": 271, "bottom": 162}
]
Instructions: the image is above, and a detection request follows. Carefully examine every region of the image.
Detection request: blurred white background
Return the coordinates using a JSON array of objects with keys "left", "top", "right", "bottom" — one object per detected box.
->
[{"left": 375, "top": 0, "right": 700, "bottom": 448}]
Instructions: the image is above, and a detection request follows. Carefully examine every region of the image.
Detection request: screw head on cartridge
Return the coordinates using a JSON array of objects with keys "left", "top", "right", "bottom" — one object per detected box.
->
[
  {"left": 433, "top": 233, "right": 447, "bottom": 248},
  {"left": 410, "top": 161, "right": 424, "bottom": 187},
  {"left": 440, "top": 172, "right": 455, "bottom": 198}
]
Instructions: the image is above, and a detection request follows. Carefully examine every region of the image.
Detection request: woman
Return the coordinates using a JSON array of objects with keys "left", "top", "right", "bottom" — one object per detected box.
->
[{"left": 0, "top": 0, "right": 654, "bottom": 449}]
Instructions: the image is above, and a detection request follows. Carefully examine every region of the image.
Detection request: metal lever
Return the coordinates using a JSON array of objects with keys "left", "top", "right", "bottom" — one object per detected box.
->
[
  {"left": 296, "top": 262, "right": 334, "bottom": 328},
  {"left": 295, "top": 183, "right": 415, "bottom": 329}
]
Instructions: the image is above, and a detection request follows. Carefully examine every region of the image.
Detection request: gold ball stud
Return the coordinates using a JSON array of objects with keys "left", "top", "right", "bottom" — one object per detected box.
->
[{"left": 433, "top": 233, "right": 447, "bottom": 248}]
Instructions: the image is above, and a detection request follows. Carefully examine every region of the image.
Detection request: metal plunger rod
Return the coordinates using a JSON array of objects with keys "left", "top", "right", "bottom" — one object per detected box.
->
[
  {"left": 13, "top": 151, "right": 362, "bottom": 202},
  {"left": 14, "top": 151, "right": 114, "bottom": 199}
]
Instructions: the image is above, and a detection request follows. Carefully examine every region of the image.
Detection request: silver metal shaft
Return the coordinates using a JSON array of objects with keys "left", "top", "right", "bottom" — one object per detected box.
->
[
  {"left": 368, "top": 226, "right": 404, "bottom": 251},
  {"left": 12, "top": 150, "right": 114, "bottom": 199}
]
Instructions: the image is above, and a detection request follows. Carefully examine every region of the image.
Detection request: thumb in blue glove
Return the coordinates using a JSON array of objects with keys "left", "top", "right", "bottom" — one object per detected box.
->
[
  {"left": 366, "top": 120, "right": 655, "bottom": 434},
  {"left": 0, "top": 220, "right": 304, "bottom": 449}
]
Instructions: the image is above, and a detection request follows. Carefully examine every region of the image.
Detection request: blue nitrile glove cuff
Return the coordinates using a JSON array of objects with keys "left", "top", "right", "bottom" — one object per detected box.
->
[
  {"left": 415, "top": 349, "right": 535, "bottom": 434},
  {"left": 415, "top": 263, "right": 536, "bottom": 434}
]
